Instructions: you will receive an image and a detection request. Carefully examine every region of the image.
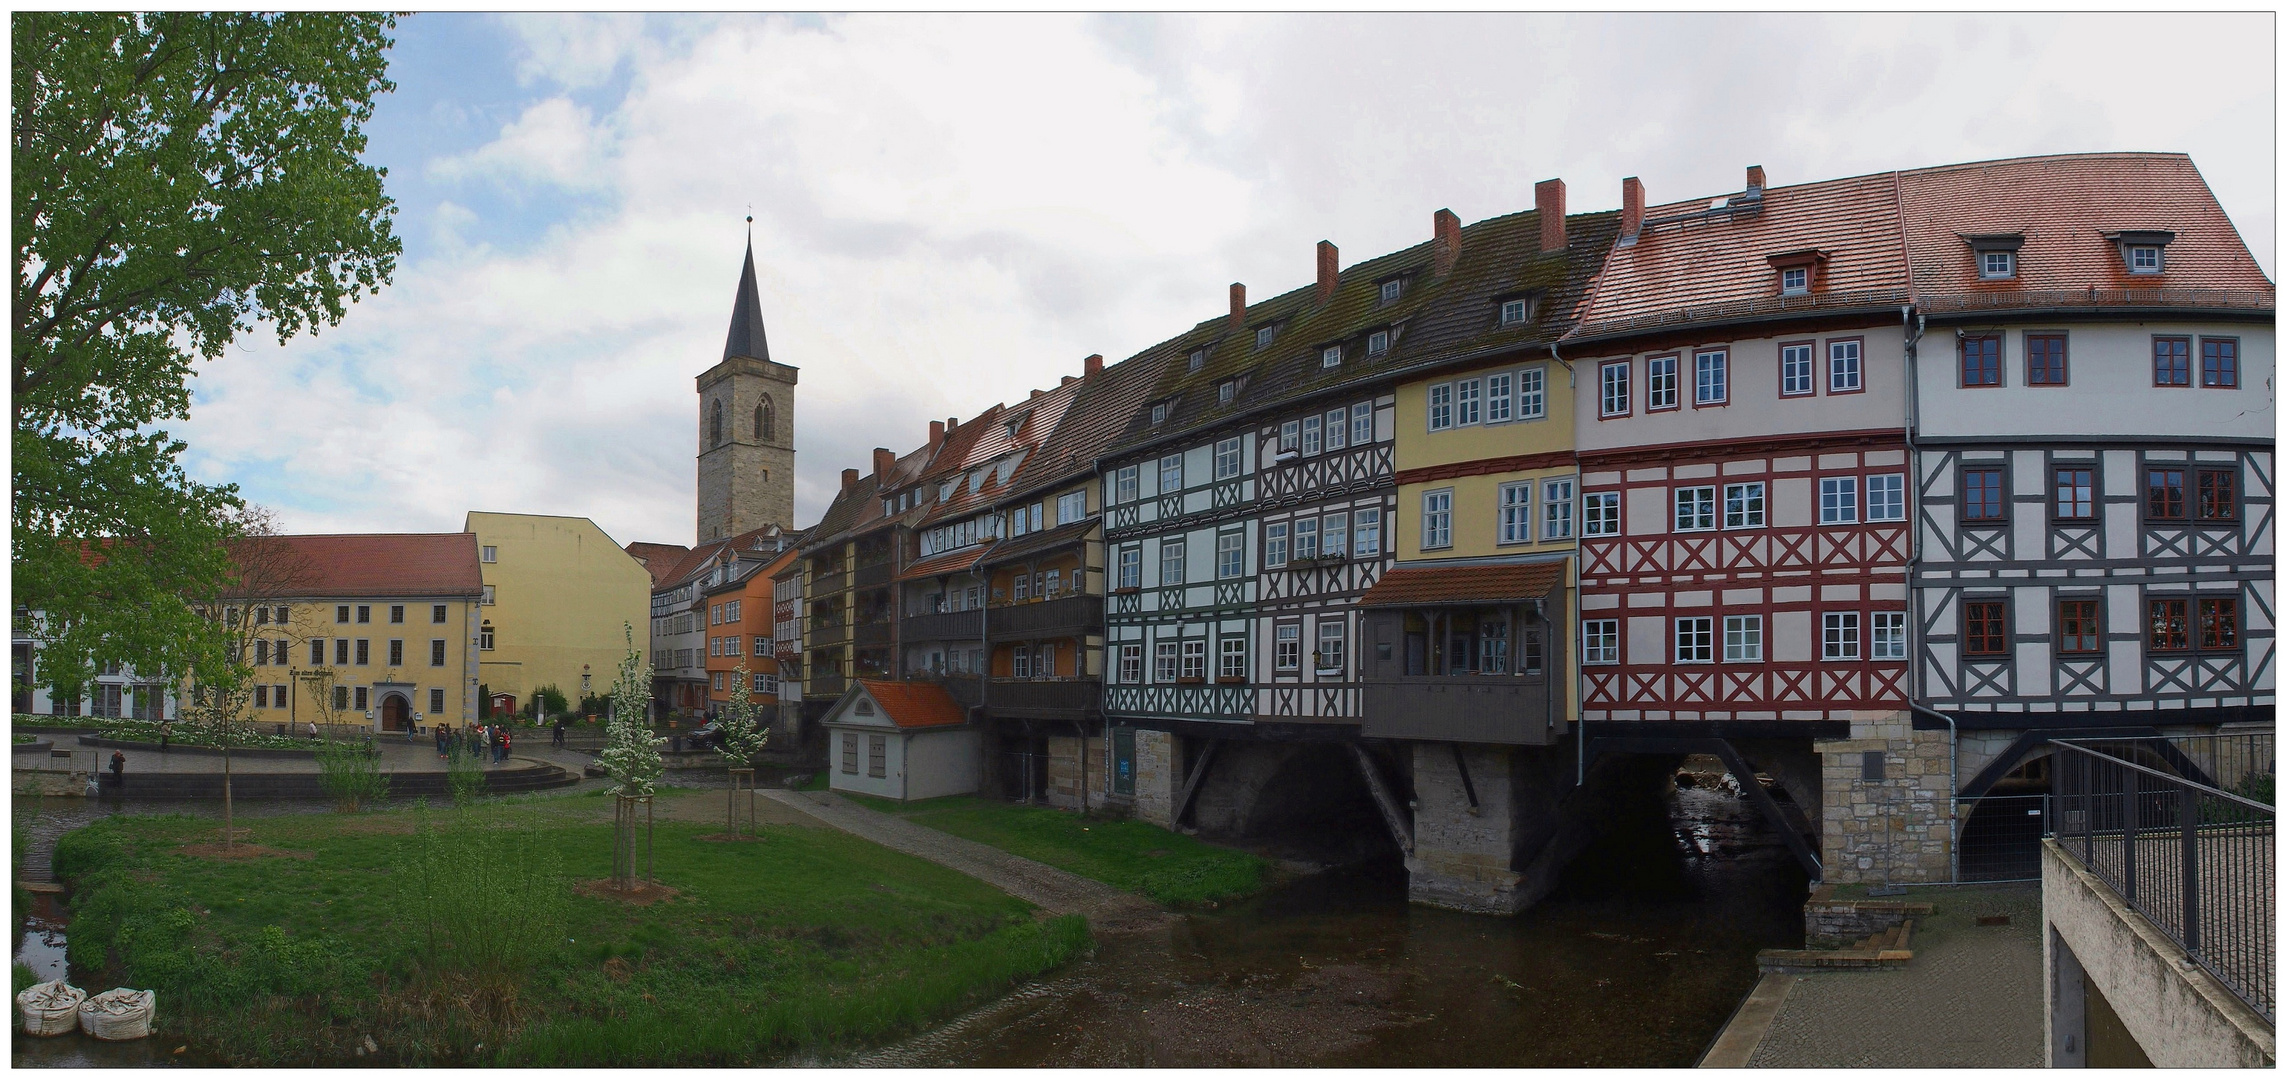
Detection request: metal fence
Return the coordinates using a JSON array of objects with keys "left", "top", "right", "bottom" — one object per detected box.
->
[
  {"left": 2051, "top": 735, "right": 2274, "bottom": 1024},
  {"left": 1957, "top": 793, "right": 2049, "bottom": 882}
]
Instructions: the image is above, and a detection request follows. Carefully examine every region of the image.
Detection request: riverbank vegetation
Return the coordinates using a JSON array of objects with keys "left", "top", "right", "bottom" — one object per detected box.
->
[
  {"left": 844, "top": 794, "right": 1269, "bottom": 907},
  {"left": 51, "top": 798, "right": 1089, "bottom": 1065}
]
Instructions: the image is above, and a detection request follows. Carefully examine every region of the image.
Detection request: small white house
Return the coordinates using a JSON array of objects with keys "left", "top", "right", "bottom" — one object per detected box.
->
[{"left": 821, "top": 679, "right": 979, "bottom": 801}]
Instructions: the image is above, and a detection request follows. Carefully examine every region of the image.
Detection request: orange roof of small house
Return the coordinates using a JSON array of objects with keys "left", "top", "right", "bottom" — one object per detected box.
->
[{"left": 854, "top": 679, "right": 968, "bottom": 729}]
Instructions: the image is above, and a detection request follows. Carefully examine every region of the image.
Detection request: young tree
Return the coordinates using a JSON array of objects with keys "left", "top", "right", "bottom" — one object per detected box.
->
[
  {"left": 599, "top": 624, "right": 662, "bottom": 888},
  {"left": 14, "top": 13, "right": 400, "bottom": 705},
  {"left": 181, "top": 505, "right": 316, "bottom": 847},
  {"left": 716, "top": 665, "right": 771, "bottom": 835}
]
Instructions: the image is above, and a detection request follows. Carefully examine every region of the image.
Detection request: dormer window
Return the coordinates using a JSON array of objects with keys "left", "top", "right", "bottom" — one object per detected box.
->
[
  {"left": 1218, "top": 380, "right": 1236, "bottom": 405},
  {"left": 1379, "top": 279, "right": 1403, "bottom": 305},
  {"left": 1321, "top": 345, "right": 1342, "bottom": 368},
  {"left": 1500, "top": 298, "right": 1529, "bottom": 325},
  {"left": 1150, "top": 402, "right": 1168, "bottom": 425},
  {"left": 1980, "top": 251, "right": 2015, "bottom": 279},
  {"left": 1188, "top": 349, "right": 1205, "bottom": 372},
  {"left": 2128, "top": 246, "right": 2162, "bottom": 273},
  {"left": 2107, "top": 231, "right": 2174, "bottom": 275},
  {"left": 1767, "top": 249, "right": 1827, "bottom": 296},
  {"left": 1962, "top": 233, "right": 2025, "bottom": 283},
  {"left": 1255, "top": 325, "right": 1275, "bottom": 349},
  {"left": 1780, "top": 267, "right": 1808, "bottom": 294},
  {"left": 1366, "top": 330, "right": 1389, "bottom": 355}
]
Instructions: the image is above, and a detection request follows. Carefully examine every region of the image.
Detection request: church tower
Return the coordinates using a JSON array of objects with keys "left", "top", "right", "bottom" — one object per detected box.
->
[{"left": 695, "top": 235, "right": 797, "bottom": 542}]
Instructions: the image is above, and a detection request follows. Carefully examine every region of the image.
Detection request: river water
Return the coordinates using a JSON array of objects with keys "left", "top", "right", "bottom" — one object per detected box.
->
[{"left": 15, "top": 763, "right": 1803, "bottom": 1068}]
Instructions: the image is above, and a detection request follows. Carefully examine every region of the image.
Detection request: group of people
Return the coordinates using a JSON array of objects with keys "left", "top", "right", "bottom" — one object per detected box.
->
[{"left": 435, "top": 722, "right": 513, "bottom": 764}]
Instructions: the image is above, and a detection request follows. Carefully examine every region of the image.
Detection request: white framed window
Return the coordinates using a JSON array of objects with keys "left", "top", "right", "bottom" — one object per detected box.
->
[
  {"left": 1275, "top": 624, "right": 1301, "bottom": 671},
  {"left": 1485, "top": 372, "right": 1513, "bottom": 423},
  {"left": 1324, "top": 408, "right": 1347, "bottom": 451},
  {"left": 1214, "top": 437, "right": 1242, "bottom": 479},
  {"left": 1583, "top": 492, "right": 1621, "bottom": 537},
  {"left": 1292, "top": 517, "right": 1319, "bottom": 559},
  {"left": 1315, "top": 619, "right": 1346, "bottom": 671},
  {"left": 1866, "top": 474, "right": 1906, "bottom": 522},
  {"left": 1379, "top": 279, "right": 1402, "bottom": 304},
  {"left": 1118, "top": 643, "right": 1142, "bottom": 683},
  {"left": 1350, "top": 402, "right": 1373, "bottom": 446},
  {"left": 480, "top": 545, "right": 498, "bottom": 563},
  {"left": 1723, "top": 615, "right": 1764, "bottom": 662},
  {"left": 1499, "top": 482, "right": 1534, "bottom": 544},
  {"left": 1322, "top": 512, "right": 1349, "bottom": 557},
  {"left": 1646, "top": 354, "right": 1679, "bottom": 410},
  {"left": 1822, "top": 611, "right": 1862, "bottom": 660},
  {"left": 1828, "top": 339, "right": 1862, "bottom": 392},
  {"left": 1354, "top": 507, "right": 1382, "bottom": 556},
  {"left": 1871, "top": 611, "right": 1907, "bottom": 661},
  {"left": 1367, "top": 330, "right": 1389, "bottom": 355},
  {"left": 1279, "top": 420, "right": 1300, "bottom": 452},
  {"left": 1780, "top": 266, "right": 1808, "bottom": 294},
  {"left": 1583, "top": 619, "right": 1619, "bottom": 665},
  {"left": 1264, "top": 522, "right": 1288, "bottom": 567},
  {"left": 1012, "top": 645, "right": 1032, "bottom": 678},
  {"left": 1819, "top": 476, "right": 1859, "bottom": 524},
  {"left": 1422, "top": 489, "right": 1453, "bottom": 549},
  {"left": 1428, "top": 384, "right": 1454, "bottom": 430},
  {"left": 1057, "top": 490, "right": 1087, "bottom": 524},
  {"left": 1218, "top": 381, "right": 1236, "bottom": 406},
  {"left": 1154, "top": 641, "right": 1180, "bottom": 681},
  {"left": 1188, "top": 349, "right": 1205, "bottom": 371},
  {"left": 1724, "top": 482, "right": 1766, "bottom": 529},
  {"left": 1980, "top": 251, "right": 2015, "bottom": 279},
  {"left": 1216, "top": 531, "right": 1244, "bottom": 578},
  {"left": 1599, "top": 362, "right": 1630, "bottom": 417},
  {"left": 1694, "top": 349, "right": 1728, "bottom": 405},
  {"left": 1159, "top": 540, "right": 1185, "bottom": 585},
  {"left": 1781, "top": 343, "right": 1815, "bottom": 396},
  {"left": 1181, "top": 639, "right": 1206, "bottom": 680},
  {"left": 1674, "top": 616, "right": 1715, "bottom": 663},
  {"left": 1301, "top": 414, "right": 1322, "bottom": 455},
  {"left": 1218, "top": 636, "right": 1246, "bottom": 680},
  {"left": 1117, "top": 546, "right": 1141, "bottom": 589},
  {"left": 480, "top": 585, "right": 495, "bottom": 606},
  {"left": 1150, "top": 402, "right": 1167, "bottom": 425},
  {"left": 1456, "top": 378, "right": 1482, "bottom": 425},
  {"left": 1322, "top": 345, "right": 1343, "bottom": 368},
  {"left": 1673, "top": 486, "right": 1717, "bottom": 532},
  {"left": 1517, "top": 366, "right": 1545, "bottom": 419},
  {"left": 1114, "top": 465, "right": 1138, "bottom": 504},
  {"left": 2127, "top": 245, "right": 2161, "bottom": 273},
  {"left": 1542, "top": 478, "right": 1575, "bottom": 539},
  {"left": 1501, "top": 298, "right": 1528, "bottom": 325},
  {"left": 1255, "top": 325, "right": 1275, "bottom": 348},
  {"left": 1158, "top": 453, "right": 1183, "bottom": 494}
]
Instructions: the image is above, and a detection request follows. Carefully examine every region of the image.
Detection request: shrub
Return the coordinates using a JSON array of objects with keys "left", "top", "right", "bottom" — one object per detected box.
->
[
  {"left": 315, "top": 738, "right": 390, "bottom": 812},
  {"left": 445, "top": 745, "right": 487, "bottom": 806}
]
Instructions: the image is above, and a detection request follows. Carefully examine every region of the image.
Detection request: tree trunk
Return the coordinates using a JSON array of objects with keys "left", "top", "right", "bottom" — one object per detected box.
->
[{"left": 223, "top": 744, "right": 234, "bottom": 850}]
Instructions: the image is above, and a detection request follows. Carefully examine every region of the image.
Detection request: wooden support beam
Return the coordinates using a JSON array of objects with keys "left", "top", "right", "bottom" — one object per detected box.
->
[
  {"left": 1348, "top": 742, "right": 1414, "bottom": 853},
  {"left": 1710, "top": 739, "right": 1822, "bottom": 879},
  {"left": 1172, "top": 737, "right": 1220, "bottom": 827}
]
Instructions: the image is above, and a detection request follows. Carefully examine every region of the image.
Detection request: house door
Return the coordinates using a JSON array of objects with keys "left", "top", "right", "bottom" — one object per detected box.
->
[{"left": 381, "top": 693, "right": 411, "bottom": 732}]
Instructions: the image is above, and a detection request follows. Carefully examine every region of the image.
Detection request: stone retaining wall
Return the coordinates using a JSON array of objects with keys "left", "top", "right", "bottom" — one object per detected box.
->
[
  {"left": 1815, "top": 711, "right": 1953, "bottom": 883},
  {"left": 1803, "top": 885, "right": 1935, "bottom": 947}
]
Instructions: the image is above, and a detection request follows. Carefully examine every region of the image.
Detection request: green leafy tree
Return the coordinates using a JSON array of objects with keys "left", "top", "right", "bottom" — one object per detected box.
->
[
  {"left": 599, "top": 625, "right": 661, "bottom": 799},
  {"left": 13, "top": 13, "right": 400, "bottom": 705},
  {"left": 716, "top": 665, "right": 771, "bottom": 835}
]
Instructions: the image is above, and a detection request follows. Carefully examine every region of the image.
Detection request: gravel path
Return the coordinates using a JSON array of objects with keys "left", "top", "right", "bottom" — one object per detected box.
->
[{"left": 761, "top": 789, "right": 1169, "bottom": 932}]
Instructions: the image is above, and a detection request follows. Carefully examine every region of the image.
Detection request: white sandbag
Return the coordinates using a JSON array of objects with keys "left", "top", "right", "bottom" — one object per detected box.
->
[
  {"left": 78, "top": 987, "right": 155, "bottom": 1041},
  {"left": 16, "top": 979, "right": 85, "bottom": 1036}
]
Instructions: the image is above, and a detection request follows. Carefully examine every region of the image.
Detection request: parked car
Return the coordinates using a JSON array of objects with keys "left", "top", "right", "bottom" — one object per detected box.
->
[{"left": 684, "top": 722, "right": 723, "bottom": 751}]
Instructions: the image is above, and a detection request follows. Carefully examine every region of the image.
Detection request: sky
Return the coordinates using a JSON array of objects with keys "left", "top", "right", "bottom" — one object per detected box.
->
[{"left": 175, "top": 12, "right": 2277, "bottom": 550}]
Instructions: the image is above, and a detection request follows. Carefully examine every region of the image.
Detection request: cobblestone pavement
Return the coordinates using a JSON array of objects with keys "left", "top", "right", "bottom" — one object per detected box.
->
[
  {"left": 1748, "top": 884, "right": 2044, "bottom": 1067},
  {"left": 762, "top": 788, "right": 1169, "bottom": 931}
]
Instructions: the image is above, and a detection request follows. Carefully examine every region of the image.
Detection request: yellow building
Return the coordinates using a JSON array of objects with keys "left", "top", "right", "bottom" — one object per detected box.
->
[
  {"left": 464, "top": 512, "right": 651, "bottom": 713},
  {"left": 218, "top": 532, "right": 484, "bottom": 734}
]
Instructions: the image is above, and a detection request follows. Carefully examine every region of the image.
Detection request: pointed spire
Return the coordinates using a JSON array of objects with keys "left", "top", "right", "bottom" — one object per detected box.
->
[{"left": 723, "top": 222, "right": 771, "bottom": 363}]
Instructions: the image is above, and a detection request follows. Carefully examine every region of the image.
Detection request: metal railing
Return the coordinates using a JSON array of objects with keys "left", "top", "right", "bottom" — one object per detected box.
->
[
  {"left": 2051, "top": 735, "right": 2274, "bottom": 1023},
  {"left": 1956, "top": 792, "right": 2048, "bottom": 883}
]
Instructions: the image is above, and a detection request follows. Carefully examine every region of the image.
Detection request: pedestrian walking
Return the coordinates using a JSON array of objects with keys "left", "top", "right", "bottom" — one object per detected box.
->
[
  {"left": 552, "top": 716, "right": 566, "bottom": 749},
  {"left": 500, "top": 726, "right": 512, "bottom": 763},
  {"left": 107, "top": 749, "right": 126, "bottom": 793},
  {"left": 435, "top": 723, "right": 449, "bottom": 760},
  {"left": 157, "top": 720, "right": 171, "bottom": 752},
  {"left": 308, "top": 720, "right": 319, "bottom": 741}
]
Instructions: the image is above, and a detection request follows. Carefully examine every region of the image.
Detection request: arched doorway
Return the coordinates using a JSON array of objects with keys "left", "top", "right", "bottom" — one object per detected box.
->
[{"left": 380, "top": 692, "right": 411, "bottom": 733}]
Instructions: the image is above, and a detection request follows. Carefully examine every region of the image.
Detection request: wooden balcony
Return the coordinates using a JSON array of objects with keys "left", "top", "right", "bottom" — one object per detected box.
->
[
  {"left": 809, "top": 570, "right": 848, "bottom": 597},
  {"left": 903, "top": 608, "right": 983, "bottom": 643},
  {"left": 984, "top": 678, "right": 1100, "bottom": 719},
  {"left": 806, "top": 671, "right": 847, "bottom": 700},
  {"left": 987, "top": 594, "right": 1104, "bottom": 640},
  {"left": 854, "top": 619, "right": 895, "bottom": 647},
  {"left": 806, "top": 622, "right": 850, "bottom": 650},
  {"left": 853, "top": 560, "right": 894, "bottom": 589},
  {"left": 1360, "top": 677, "right": 1565, "bottom": 745}
]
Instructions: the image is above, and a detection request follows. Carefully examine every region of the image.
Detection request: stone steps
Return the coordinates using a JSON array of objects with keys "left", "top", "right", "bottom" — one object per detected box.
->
[{"left": 1756, "top": 918, "right": 1916, "bottom": 973}]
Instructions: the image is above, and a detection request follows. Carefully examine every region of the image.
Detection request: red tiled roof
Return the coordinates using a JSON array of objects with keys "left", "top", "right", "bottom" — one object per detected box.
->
[
  {"left": 1358, "top": 562, "right": 1563, "bottom": 607},
  {"left": 854, "top": 679, "right": 968, "bottom": 729},
  {"left": 898, "top": 546, "right": 988, "bottom": 581},
  {"left": 228, "top": 533, "right": 483, "bottom": 599},
  {"left": 1574, "top": 170, "right": 1910, "bottom": 341},
  {"left": 625, "top": 542, "right": 692, "bottom": 589},
  {"left": 1897, "top": 153, "right": 2274, "bottom": 313}
]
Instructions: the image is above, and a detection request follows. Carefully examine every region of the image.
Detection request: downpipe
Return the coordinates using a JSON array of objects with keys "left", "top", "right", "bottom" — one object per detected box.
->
[
  {"left": 1899, "top": 308, "right": 1959, "bottom": 882},
  {"left": 1910, "top": 702, "right": 1960, "bottom": 883},
  {"left": 1554, "top": 343, "right": 1585, "bottom": 787}
]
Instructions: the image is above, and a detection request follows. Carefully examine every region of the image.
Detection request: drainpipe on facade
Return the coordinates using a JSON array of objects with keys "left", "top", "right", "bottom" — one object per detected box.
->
[
  {"left": 1555, "top": 341, "right": 1586, "bottom": 786},
  {"left": 1900, "top": 306, "right": 1958, "bottom": 881}
]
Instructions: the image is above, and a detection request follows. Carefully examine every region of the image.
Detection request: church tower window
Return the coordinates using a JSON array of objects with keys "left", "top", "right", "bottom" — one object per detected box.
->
[
  {"left": 709, "top": 399, "right": 724, "bottom": 447},
  {"left": 757, "top": 396, "right": 774, "bottom": 442}
]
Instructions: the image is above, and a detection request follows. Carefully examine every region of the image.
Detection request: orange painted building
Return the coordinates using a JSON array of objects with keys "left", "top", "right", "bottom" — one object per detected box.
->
[{"left": 704, "top": 545, "right": 799, "bottom": 717}]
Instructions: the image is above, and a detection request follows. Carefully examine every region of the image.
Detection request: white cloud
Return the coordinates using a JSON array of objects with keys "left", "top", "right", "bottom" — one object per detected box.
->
[{"left": 182, "top": 13, "right": 2274, "bottom": 549}]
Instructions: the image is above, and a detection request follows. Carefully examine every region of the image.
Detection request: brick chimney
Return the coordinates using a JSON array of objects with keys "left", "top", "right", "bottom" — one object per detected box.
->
[
  {"left": 872, "top": 447, "right": 894, "bottom": 477},
  {"left": 1746, "top": 165, "right": 1766, "bottom": 195},
  {"left": 1228, "top": 282, "right": 1246, "bottom": 329},
  {"left": 1536, "top": 178, "right": 1566, "bottom": 252},
  {"left": 841, "top": 467, "right": 859, "bottom": 491},
  {"left": 1061, "top": 376, "right": 1077, "bottom": 387},
  {"left": 946, "top": 416, "right": 958, "bottom": 435},
  {"left": 1317, "top": 240, "right": 1339, "bottom": 303},
  {"left": 929, "top": 419, "right": 945, "bottom": 445},
  {"left": 1620, "top": 176, "right": 1644, "bottom": 245},
  {"left": 1084, "top": 353, "right": 1103, "bottom": 377},
  {"left": 1433, "top": 209, "right": 1462, "bottom": 275}
]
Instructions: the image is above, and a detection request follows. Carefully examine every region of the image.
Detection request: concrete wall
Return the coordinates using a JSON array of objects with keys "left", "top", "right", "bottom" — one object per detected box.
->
[
  {"left": 2043, "top": 839, "right": 2273, "bottom": 1067},
  {"left": 1132, "top": 728, "right": 1181, "bottom": 826},
  {"left": 467, "top": 512, "right": 650, "bottom": 706},
  {"left": 902, "top": 728, "right": 981, "bottom": 800},
  {"left": 1045, "top": 733, "right": 1108, "bottom": 810},
  {"left": 1814, "top": 710, "right": 1952, "bottom": 883}
]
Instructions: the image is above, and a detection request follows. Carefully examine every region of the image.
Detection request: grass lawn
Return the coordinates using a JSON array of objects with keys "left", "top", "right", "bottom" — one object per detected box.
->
[
  {"left": 842, "top": 794, "right": 1269, "bottom": 907},
  {"left": 51, "top": 798, "right": 1088, "bottom": 1066}
]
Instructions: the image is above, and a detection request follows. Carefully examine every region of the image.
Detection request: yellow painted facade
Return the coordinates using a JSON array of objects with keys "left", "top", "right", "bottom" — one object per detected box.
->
[
  {"left": 225, "top": 596, "right": 480, "bottom": 733},
  {"left": 1391, "top": 358, "right": 1580, "bottom": 563},
  {"left": 465, "top": 512, "right": 651, "bottom": 706}
]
